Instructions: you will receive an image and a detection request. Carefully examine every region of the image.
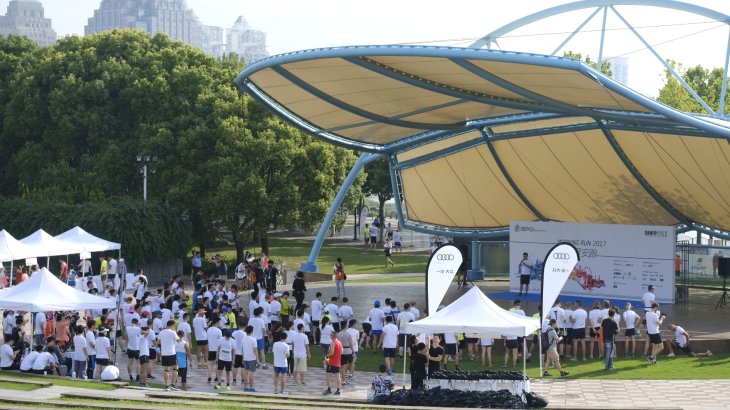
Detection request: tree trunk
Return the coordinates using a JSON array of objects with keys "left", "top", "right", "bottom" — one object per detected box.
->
[
  {"left": 232, "top": 229, "right": 245, "bottom": 263},
  {"left": 260, "top": 232, "right": 270, "bottom": 256},
  {"left": 190, "top": 211, "right": 206, "bottom": 258},
  {"left": 378, "top": 194, "right": 386, "bottom": 245}
]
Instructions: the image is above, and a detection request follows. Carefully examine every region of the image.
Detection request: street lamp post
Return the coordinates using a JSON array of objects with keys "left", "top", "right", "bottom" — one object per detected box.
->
[{"left": 135, "top": 155, "right": 157, "bottom": 203}]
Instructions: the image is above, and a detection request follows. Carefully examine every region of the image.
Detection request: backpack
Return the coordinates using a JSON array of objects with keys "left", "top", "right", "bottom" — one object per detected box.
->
[{"left": 541, "top": 331, "right": 550, "bottom": 354}]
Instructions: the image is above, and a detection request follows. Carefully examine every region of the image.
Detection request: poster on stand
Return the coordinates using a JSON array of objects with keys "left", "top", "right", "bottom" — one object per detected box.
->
[
  {"left": 426, "top": 244, "right": 463, "bottom": 316},
  {"left": 510, "top": 221, "right": 675, "bottom": 303}
]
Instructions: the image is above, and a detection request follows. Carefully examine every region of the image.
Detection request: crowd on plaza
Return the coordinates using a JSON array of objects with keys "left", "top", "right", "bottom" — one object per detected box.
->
[{"left": 0, "top": 247, "right": 717, "bottom": 399}]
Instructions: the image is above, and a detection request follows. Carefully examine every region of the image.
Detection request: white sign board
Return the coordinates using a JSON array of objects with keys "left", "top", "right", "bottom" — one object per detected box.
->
[
  {"left": 426, "top": 244, "right": 463, "bottom": 316},
  {"left": 79, "top": 252, "right": 92, "bottom": 260},
  {"left": 25, "top": 258, "right": 37, "bottom": 266},
  {"left": 510, "top": 221, "right": 675, "bottom": 303}
]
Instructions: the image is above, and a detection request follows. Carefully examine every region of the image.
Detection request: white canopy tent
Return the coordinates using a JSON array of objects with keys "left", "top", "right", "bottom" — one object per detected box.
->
[
  {"left": 55, "top": 226, "right": 121, "bottom": 254},
  {"left": 20, "top": 229, "right": 78, "bottom": 259},
  {"left": 403, "top": 287, "right": 541, "bottom": 385},
  {"left": 0, "top": 230, "right": 40, "bottom": 285},
  {"left": 404, "top": 287, "right": 539, "bottom": 337},
  {"left": 0, "top": 267, "right": 116, "bottom": 312}
]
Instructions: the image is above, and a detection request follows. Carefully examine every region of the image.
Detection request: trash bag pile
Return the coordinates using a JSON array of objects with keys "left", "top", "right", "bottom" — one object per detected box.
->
[
  {"left": 428, "top": 369, "right": 527, "bottom": 381},
  {"left": 372, "top": 387, "right": 548, "bottom": 409}
]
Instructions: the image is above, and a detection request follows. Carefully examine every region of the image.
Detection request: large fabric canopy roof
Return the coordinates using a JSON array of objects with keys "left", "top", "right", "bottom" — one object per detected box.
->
[
  {"left": 403, "top": 287, "right": 539, "bottom": 338},
  {"left": 0, "top": 230, "right": 37, "bottom": 262},
  {"left": 0, "top": 267, "right": 116, "bottom": 312},
  {"left": 55, "top": 226, "right": 121, "bottom": 253},
  {"left": 237, "top": 45, "right": 730, "bottom": 235}
]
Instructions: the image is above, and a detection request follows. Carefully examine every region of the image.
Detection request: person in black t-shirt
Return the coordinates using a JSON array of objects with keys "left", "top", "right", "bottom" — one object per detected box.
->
[
  {"left": 411, "top": 342, "right": 428, "bottom": 390},
  {"left": 428, "top": 335, "right": 444, "bottom": 376},
  {"left": 601, "top": 310, "right": 619, "bottom": 371}
]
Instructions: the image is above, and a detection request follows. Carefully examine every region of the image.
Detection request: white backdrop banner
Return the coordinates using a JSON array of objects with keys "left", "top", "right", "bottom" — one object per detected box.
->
[
  {"left": 541, "top": 243, "right": 579, "bottom": 321},
  {"left": 359, "top": 207, "right": 369, "bottom": 239},
  {"left": 510, "top": 221, "right": 675, "bottom": 303},
  {"left": 426, "top": 244, "right": 463, "bottom": 316}
]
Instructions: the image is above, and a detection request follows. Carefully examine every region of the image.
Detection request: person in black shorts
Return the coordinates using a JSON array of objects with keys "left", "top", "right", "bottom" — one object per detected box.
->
[{"left": 504, "top": 337, "right": 519, "bottom": 368}]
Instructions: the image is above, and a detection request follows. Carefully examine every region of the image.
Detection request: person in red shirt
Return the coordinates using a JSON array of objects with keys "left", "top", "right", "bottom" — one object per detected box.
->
[{"left": 323, "top": 331, "right": 343, "bottom": 396}]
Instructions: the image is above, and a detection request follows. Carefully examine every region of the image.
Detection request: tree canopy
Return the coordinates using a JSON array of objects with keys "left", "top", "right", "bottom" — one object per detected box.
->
[
  {"left": 656, "top": 60, "right": 729, "bottom": 116},
  {"left": 0, "top": 30, "right": 361, "bottom": 263}
]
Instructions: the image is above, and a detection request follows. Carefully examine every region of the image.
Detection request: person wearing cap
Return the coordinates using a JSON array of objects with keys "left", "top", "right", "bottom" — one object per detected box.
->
[
  {"left": 368, "top": 300, "right": 386, "bottom": 352},
  {"left": 192, "top": 309, "right": 208, "bottom": 369},
  {"left": 94, "top": 327, "right": 113, "bottom": 379}
]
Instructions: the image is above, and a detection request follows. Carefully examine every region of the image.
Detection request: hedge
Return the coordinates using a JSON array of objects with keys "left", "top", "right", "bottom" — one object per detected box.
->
[{"left": 0, "top": 197, "right": 192, "bottom": 264}]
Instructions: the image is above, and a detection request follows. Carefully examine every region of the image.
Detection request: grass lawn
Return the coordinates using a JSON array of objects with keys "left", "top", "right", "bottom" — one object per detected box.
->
[
  {"left": 0, "top": 372, "right": 116, "bottom": 390},
  {"left": 212, "top": 238, "right": 429, "bottom": 275},
  {"left": 0, "top": 380, "right": 42, "bottom": 391}
]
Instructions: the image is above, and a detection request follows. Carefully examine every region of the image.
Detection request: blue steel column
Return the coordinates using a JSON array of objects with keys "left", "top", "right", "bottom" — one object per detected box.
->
[
  {"left": 301, "top": 152, "right": 381, "bottom": 272},
  {"left": 719, "top": 29, "right": 730, "bottom": 117},
  {"left": 467, "top": 239, "right": 484, "bottom": 281}
]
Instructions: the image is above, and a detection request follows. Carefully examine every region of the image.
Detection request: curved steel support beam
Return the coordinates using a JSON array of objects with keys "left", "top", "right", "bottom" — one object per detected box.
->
[
  {"left": 389, "top": 156, "right": 407, "bottom": 229},
  {"left": 719, "top": 30, "right": 730, "bottom": 117},
  {"left": 271, "top": 66, "right": 464, "bottom": 131},
  {"left": 598, "top": 121, "right": 692, "bottom": 225},
  {"left": 551, "top": 7, "right": 603, "bottom": 56},
  {"left": 471, "top": 0, "right": 730, "bottom": 49},
  {"left": 302, "top": 152, "right": 383, "bottom": 272},
  {"left": 481, "top": 128, "right": 545, "bottom": 220}
]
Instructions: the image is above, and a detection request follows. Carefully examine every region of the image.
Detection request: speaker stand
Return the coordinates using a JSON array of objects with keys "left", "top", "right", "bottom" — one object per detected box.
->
[{"left": 716, "top": 275, "right": 728, "bottom": 310}]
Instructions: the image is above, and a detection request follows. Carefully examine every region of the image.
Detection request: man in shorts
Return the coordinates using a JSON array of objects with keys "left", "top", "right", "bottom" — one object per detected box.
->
[
  {"left": 517, "top": 252, "right": 533, "bottom": 296},
  {"left": 323, "top": 330, "right": 343, "bottom": 396},
  {"left": 381, "top": 316, "right": 399, "bottom": 375},
  {"left": 272, "top": 331, "right": 290, "bottom": 394},
  {"left": 215, "top": 328, "right": 235, "bottom": 391},
  {"left": 646, "top": 303, "right": 665, "bottom": 365},
  {"left": 175, "top": 330, "right": 192, "bottom": 390},
  {"left": 337, "top": 320, "right": 354, "bottom": 385},
  {"left": 158, "top": 320, "right": 180, "bottom": 391},
  {"left": 368, "top": 300, "right": 385, "bottom": 351},
  {"left": 192, "top": 309, "right": 208, "bottom": 369},
  {"left": 570, "top": 300, "right": 588, "bottom": 361},
  {"left": 207, "top": 317, "right": 223, "bottom": 383},
  {"left": 125, "top": 318, "right": 141, "bottom": 381},
  {"left": 363, "top": 224, "right": 370, "bottom": 248},
  {"left": 665, "top": 324, "right": 713, "bottom": 358},
  {"left": 292, "top": 323, "right": 310, "bottom": 386},
  {"left": 241, "top": 326, "right": 259, "bottom": 392}
]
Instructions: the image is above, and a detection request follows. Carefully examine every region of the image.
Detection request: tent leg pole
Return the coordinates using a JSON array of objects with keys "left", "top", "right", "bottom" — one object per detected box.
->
[
  {"left": 10, "top": 261, "right": 13, "bottom": 287},
  {"left": 403, "top": 340, "right": 408, "bottom": 388},
  {"left": 539, "top": 333, "right": 543, "bottom": 386}
]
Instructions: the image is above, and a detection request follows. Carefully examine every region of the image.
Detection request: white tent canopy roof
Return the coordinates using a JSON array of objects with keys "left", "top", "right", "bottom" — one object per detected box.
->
[
  {"left": 403, "top": 287, "right": 539, "bottom": 338},
  {"left": 0, "top": 267, "right": 116, "bottom": 312},
  {"left": 19, "top": 229, "right": 78, "bottom": 258},
  {"left": 55, "top": 226, "right": 121, "bottom": 253},
  {"left": 0, "top": 230, "right": 38, "bottom": 262}
]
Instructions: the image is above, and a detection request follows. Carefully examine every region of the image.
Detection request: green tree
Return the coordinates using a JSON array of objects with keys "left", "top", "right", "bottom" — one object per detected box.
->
[
  {"left": 656, "top": 60, "right": 728, "bottom": 115},
  {"left": 363, "top": 157, "right": 393, "bottom": 243},
  {"left": 563, "top": 50, "right": 613, "bottom": 77}
]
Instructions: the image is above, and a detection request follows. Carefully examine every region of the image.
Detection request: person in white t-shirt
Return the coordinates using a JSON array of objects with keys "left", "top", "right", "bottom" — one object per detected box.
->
[
  {"left": 622, "top": 303, "right": 641, "bottom": 356},
  {"left": 158, "top": 321, "right": 180, "bottom": 390},
  {"left": 665, "top": 324, "right": 713, "bottom": 358},
  {"left": 231, "top": 326, "right": 246, "bottom": 385},
  {"left": 642, "top": 285, "right": 656, "bottom": 312},
  {"left": 397, "top": 303, "right": 415, "bottom": 357},
  {"left": 345, "top": 319, "right": 360, "bottom": 380},
  {"left": 645, "top": 303, "right": 665, "bottom": 364},
  {"left": 20, "top": 345, "right": 41, "bottom": 372},
  {"left": 393, "top": 230, "right": 403, "bottom": 254},
  {"left": 207, "top": 317, "right": 223, "bottom": 382},
  {"left": 381, "top": 316, "right": 399, "bottom": 375},
  {"left": 311, "top": 293, "right": 324, "bottom": 345},
  {"left": 368, "top": 301, "right": 386, "bottom": 351},
  {"left": 125, "top": 318, "right": 141, "bottom": 380},
  {"left": 94, "top": 328, "right": 113, "bottom": 379},
  {"left": 272, "top": 332, "right": 290, "bottom": 394},
  {"left": 570, "top": 301, "right": 588, "bottom": 361},
  {"left": 72, "top": 326, "right": 88, "bottom": 379},
  {"left": 33, "top": 312, "right": 47, "bottom": 346},
  {"left": 32, "top": 348, "right": 59, "bottom": 375},
  {"left": 241, "top": 326, "right": 259, "bottom": 392},
  {"left": 339, "top": 298, "right": 354, "bottom": 326},
  {"left": 326, "top": 297, "right": 340, "bottom": 331},
  {"left": 588, "top": 301, "right": 603, "bottom": 360},
  {"left": 215, "top": 329, "right": 236, "bottom": 391},
  {"left": 292, "top": 323, "right": 311, "bottom": 386},
  {"left": 100, "top": 365, "right": 120, "bottom": 381},
  {"left": 177, "top": 313, "right": 192, "bottom": 345},
  {"left": 192, "top": 309, "right": 208, "bottom": 369},
  {"left": 560, "top": 302, "right": 573, "bottom": 359},
  {"left": 249, "top": 307, "right": 268, "bottom": 369}
]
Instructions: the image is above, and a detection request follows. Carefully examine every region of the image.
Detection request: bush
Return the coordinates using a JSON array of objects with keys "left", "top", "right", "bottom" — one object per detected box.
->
[{"left": 0, "top": 197, "right": 191, "bottom": 264}]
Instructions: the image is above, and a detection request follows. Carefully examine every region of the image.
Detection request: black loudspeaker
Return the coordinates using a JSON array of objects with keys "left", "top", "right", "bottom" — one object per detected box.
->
[{"left": 719, "top": 257, "right": 730, "bottom": 278}]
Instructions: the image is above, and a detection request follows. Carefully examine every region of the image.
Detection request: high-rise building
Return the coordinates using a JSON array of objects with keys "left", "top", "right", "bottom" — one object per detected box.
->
[
  {"left": 0, "top": 0, "right": 57, "bottom": 46},
  {"left": 201, "top": 24, "right": 226, "bottom": 58},
  {"left": 608, "top": 56, "right": 629, "bottom": 86},
  {"left": 226, "top": 16, "right": 268, "bottom": 64},
  {"left": 85, "top": 0, "right": 203, "bottom": 48}
]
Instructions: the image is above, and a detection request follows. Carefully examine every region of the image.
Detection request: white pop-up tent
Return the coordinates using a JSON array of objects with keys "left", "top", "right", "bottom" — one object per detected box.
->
[
  {"left": 403, "top": 287, "right": 541, "bottom": 384},
  {"left": 0, "top": 230, "right": 37, "bottom": 262},
  {"left": 20, "top": 229, "right": 78, "bottom": 259},
  {"left": 0, "top": 267, "right": 116, "bottom": 312},
  {"left": 404, "top": 286, "right": 539, "bottom": 338},
  {"left": 55, "top": 226, "right": 121, "bottom": 254}
]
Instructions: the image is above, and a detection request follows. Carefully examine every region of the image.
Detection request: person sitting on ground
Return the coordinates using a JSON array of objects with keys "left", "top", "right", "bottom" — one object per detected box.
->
[
  {"left": 20, "top": 345, "right": 42, "bottom": 373},
  {"left": 665, "top": 324, "right": 713, "bottom": 358},
  {"left": 31, "top": 346, "right": 60, "bottom": 375},
  {"left": 371, "top": 364, "right": 394, "bottom": 401}
]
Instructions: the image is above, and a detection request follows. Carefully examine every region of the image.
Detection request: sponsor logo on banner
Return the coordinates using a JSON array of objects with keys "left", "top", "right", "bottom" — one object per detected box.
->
[
  {"left": 541, "top": 243, "right": 580, "bottom": 321},
  {"left": 426, "top": 244, "right": 463, "bottom": 317}
]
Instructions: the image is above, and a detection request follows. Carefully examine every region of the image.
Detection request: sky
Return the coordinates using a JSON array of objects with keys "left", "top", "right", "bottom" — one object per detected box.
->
[{"left": 3, "top": 0, "right": 730, "bottom": 97}]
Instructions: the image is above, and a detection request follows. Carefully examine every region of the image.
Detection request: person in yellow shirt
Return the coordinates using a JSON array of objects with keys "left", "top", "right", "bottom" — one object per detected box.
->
[
  {"left": 280, "top": 292, "right": 291, "bottom": 325},
  {"left": 99, "top": 256, "right": 109, "bottom": 287}
]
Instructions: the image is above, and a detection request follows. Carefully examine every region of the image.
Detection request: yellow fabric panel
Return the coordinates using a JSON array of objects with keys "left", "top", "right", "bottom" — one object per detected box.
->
[
  {"left": 366, "top": 56, "right": 532, "bottom": 102},
  {"left": 400, "top": 145, "right": 535, "bottom": 228},
  {"left": 397, "top": 131, "right": 481, "bottom": 162},
  {"left": 336, "top": 123, "right": 425, "bottom": 145},
  {"left": 284, "top": 59, "right": 458, "bottom": 121},
  {"left": 615, "top": 131, "right": 730, "bottom": 230},
  {"left": 403, "top": 101, "right": 525, "bottom": 126},
  {"left": 493, "top": 130, "right": 662, "bottom": 224},
  {"left": 467, "top": 61, "right": 648, "bottom": 112},
  {"left": 491, "top": 117, "right": 594, "bottom": 133}
]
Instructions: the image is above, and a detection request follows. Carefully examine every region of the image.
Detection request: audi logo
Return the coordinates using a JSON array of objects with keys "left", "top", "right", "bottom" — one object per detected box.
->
[
  {"left": 436, "top": 254, "right": 455, "bottom": 261},
  {"left": 552, "top": 253, "right": 571, "bottom": 260}
]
